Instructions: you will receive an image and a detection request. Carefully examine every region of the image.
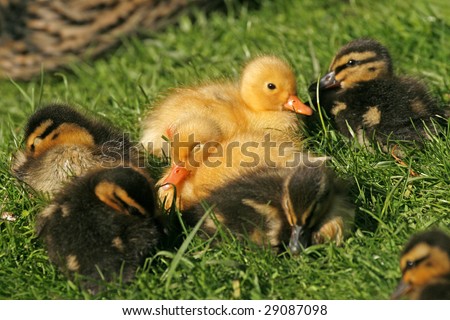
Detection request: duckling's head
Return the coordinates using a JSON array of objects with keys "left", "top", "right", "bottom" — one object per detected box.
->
[
  {"left": 92, "top": 167, "right": 157, "bottom": 217},
  {"left": 160, "top": 119, "right": 223, "bottom": 191},
  {"left": 240, "top": 55, "right": 313, "bottom": 115},
  {"left": 24, "top": 104, "right": 97, "bottom": 157},
  {"left": 318, "top": 38, "right": 393, "bottom": 90},
  {"left": 283, "top": 163, "right": 333, "bottom": 254},
  {"left": 391, "top": 230, "right": 450, "bottom": 299}
]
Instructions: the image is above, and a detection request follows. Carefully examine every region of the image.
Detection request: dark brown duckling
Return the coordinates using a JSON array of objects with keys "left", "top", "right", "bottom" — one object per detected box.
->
[
  {"left": 391, "top": 229, "right": 450, "bottom": 300},
  {"left": 11, "top": 103, "right": 143, "bottom": 195},
  {"left": 183, "top": 160, "right": 355, "bottom": 254},
  {"left": 309, "top": 38, "right": 448, "bottom": 149},
  {"left": 35, "top": 167, "right": 162, "bottom": 293}
]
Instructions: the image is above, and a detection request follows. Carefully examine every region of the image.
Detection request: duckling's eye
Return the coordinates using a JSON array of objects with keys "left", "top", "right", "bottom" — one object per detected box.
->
[
  {"left": 405, "top": 260, "right": 416, "bottom": 270},
  {"left": 346, "top": 60, "right": 357, "bottom": 67},
  {"left": 33, "top": 137, "right": 43, "bottom": 146},
  {"left": 267, "top": 83, "right": 277, "bottom": 90},
  {"left": 192, "top": 143, "right": 203, "bottom": 152},
  {"left": 29, "top": 137, "right": 43, "bottom": 152}
]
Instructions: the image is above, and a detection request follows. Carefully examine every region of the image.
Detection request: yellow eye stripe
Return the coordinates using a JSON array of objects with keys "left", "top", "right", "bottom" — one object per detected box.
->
[
  {"left": 330, "top": 51, "right": 377, "bottom": 71},
  {"left": 26, "top": 119, "right": 53, "bottom": 152},
  {"left": 95, "top": 181, "right": 146, "bottom": 216},
  {"left": 26, "top": 121, "right": 96, "bottom": 157}
]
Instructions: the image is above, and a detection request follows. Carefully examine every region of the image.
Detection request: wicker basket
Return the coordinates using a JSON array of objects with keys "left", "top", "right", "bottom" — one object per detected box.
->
[{"left": 0, "top": 0, "right": 207, "bottom": 80}]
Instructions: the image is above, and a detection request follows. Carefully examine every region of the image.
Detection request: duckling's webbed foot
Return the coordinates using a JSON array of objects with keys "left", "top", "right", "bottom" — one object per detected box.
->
[
  {"left": 311, "top": 216, "right": 345, "bottom": 245},
  {"left": 157, "top": 184, "right": 177, "bottom": 211}
]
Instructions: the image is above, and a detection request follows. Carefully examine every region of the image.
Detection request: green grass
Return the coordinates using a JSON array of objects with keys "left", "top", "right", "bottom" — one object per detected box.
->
[{"left": 1, "top": 0, "right": 449, "bottom": 299}]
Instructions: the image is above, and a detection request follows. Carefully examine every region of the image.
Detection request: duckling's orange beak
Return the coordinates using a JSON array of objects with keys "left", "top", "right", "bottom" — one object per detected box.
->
[
  {"left": 284, "top": 95, "right": 313, "bottom": 116},
  {"left": 161, "top": 164, "right": 190, "bottom": 191}
]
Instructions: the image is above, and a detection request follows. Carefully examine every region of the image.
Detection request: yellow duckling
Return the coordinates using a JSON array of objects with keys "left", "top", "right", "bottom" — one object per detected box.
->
[
  {"left": 141, "top": 55, "right": 312, "bottom": 157},
  {"left": 141, "top": 55, "right": 312, "bottom": 200},
  {"left": 391, "top": 229, "right": 450, "bottom": 300},
  {"left": 11, "top": 103, "right": 143, "bottom": 195},
  {"left": 157, "top": 130, "right": 314, "bottom": 210},
  {"left": 35, "top": 167, "right": 162, "bottom": 293},
  {"left": 183, "top": 160, "right": 354, "bottom": 253},
  {"left": 309, "top": 38, "right": 448, "bottom": 148}
]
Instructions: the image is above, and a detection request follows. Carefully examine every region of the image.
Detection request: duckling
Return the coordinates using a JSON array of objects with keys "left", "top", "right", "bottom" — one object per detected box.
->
[
  {"left": 157, "top": 130, "right": 313, "bottom": 211},
  {"left": 391, "top": 230, "right": 450, "bottom": 300},
  {"left": 148, "top": 54, "right": 315, "bottom": 208},
  {"left": 183, "top": 159, "right": 354, "bottom": 253},
  {"left": 11, "top": 103, "right": 143, "bottom": 195},
  {"left": 141, "top": 55, "right": 312, "bottom": 158},
  {"left": 35, "top": 167, "right": 162, "bottom": 293},
  {"left": 156, "top": 116, "right": 225, "bottom": 197},
  {"left": 309, "top": 38, "right": 448, "bottom": 149}
]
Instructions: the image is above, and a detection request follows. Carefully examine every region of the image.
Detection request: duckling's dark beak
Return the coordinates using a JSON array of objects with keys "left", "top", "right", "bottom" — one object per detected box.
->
[
  {"left": 161, "top": 164, "right": 190, "bottom": 191},
  {"left": 390, "top": 280, "right": 411, "bottom": 299},
  {"left": 284, "top": 95, "right": 313, "bottom": 116},
  {"left": 289, "top": 225, "right": 304, "bottom": 255},
  {"left": 318, "top": 71, "right": 341, "bottom": 90}
]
